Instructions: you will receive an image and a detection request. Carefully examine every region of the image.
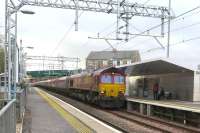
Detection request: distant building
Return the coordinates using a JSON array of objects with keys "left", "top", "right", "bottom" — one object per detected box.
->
[{"left": 86, "top": 50, "right": 141, "bottom": 71}]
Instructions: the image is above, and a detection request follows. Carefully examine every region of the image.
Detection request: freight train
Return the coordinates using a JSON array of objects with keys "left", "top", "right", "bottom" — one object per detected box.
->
[{"left": 34, "top": 67, "right": 126, "bottom": 108}]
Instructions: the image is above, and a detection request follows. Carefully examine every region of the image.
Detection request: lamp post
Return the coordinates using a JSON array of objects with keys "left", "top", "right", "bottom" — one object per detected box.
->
[
  {"left": 4, "top": 2, "right": 35, "bottom": 99},
  {"left": 18, "top": 11, "right": 34, "bottom": 83},
  {"left": 19, "top": 39, "right": 34, "bottom": 83},
  {"left": 14, "top": 10, "right": 35, "bottom": 98}
]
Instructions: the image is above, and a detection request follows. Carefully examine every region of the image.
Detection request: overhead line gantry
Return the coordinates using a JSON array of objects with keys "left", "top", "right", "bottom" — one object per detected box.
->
[
  {"left": 4, "top": 0, "right": 172, "bottom": 99},
  {"left": 26, "top": 55, "right": 80, "bottom": 70}
]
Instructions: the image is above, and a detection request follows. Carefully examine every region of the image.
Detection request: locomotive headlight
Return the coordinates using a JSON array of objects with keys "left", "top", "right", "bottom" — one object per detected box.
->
[
  {"left": 119, "top": 89, "right": 124, "bottom": 94},
  {"left": 100, "top": 89, "right": 105, "bottom": 94},
  {"left": 100, "top": 90, "right": 104, "bottom": 94},
  {"left": 100, "top": 90, "right": 105, "bottom": 96}
]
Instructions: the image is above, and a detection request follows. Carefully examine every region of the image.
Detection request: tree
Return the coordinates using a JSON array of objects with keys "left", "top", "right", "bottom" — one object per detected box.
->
[{"left": 0, "top": 48, "right": 5, "bottom": 73}]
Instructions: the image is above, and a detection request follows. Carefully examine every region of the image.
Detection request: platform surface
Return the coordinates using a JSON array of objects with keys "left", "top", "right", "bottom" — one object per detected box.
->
[
  {"left": 36, "top": 88, "right": 121, "bottom": 133},
  {"left": 24, "top": 87, "right": 77, "bottom": 133},
  {"left": 24, "top": 87, "right": 121, "bottom": 133},
  {"left": 126, "top": 97, "right": 200, "bottom": 113}
]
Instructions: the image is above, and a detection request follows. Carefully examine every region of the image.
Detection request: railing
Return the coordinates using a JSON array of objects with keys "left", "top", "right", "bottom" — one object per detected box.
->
[
  {"left": 16, "top": 89, "right": 26, "bottom": 122},
  {"left": 0, "top": 88, "right": 27, "bottom": 133},
  {"left": 0, "top": 99, "right": 16, "bottom": 133}
]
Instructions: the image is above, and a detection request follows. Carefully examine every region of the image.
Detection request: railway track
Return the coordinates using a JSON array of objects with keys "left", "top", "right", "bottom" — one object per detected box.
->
[
  {"left": 41, "top": 88, "right": 200, "bottom": 133},
  {"left": 127, "top": 111, "right": 200, "bottom": 133},
  {"left": 107, "top": 110, "right": 200, "bottom": 133}
]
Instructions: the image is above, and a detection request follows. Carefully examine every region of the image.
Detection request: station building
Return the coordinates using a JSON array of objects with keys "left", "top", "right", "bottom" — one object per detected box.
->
[
  {"left": 121, "top": 58, "right": 200, "bottom": 102},
  {"left": 86, "top": 50, "right": 141, "bottom": 71}
]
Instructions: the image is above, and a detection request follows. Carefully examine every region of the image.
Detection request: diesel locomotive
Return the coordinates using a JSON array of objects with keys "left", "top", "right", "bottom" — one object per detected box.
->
[{"left": 35, "top": 67, "right": 126, "bottom": 108}]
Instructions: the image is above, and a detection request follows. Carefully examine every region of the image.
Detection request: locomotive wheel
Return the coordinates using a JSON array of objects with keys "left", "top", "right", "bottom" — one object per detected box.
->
[{"left": 86, "top": 92, "right": 93, "bottom": 103}]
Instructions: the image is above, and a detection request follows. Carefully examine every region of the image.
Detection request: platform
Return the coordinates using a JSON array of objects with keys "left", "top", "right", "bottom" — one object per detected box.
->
[
  {"left": 23, "top": 87, "right": 78, "bottom": 133},
  {"left": 23, "top": 87, "right": 121, "bottom": 133},
  {"left": 126, "top": 97, "right": 200, "bottom": 113},
  {"left": 126, "top": 97, "right": 200, "bottom": 127}
]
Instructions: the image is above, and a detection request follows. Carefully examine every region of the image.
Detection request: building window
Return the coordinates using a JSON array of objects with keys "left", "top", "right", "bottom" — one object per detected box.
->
[
  {"left": 117, "top": 60, "right": 120, "bottom": 66},
  {"left": 120, "top": 60, "right": 123, "bottom": 65},
  {"left": 98, "top": 60, "right": 103, "bottom": 68},
  {"left": 87, "top": 60, "right": 93, "bottom": 66},
  {"left": 113, "top": 60, "right": 117, "bottom": 66},
  {"left": 103, "top": 60, "right": 107, "bottom": 66},
  {"left": 123, "top": 60, "right": 127, "bottom": 64},
  {"left": 127, "top": 60, "right": 132, "bottom": 64}
]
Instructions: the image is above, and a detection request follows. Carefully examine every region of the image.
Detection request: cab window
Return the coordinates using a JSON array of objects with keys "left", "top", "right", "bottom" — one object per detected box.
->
[
  {"left": 101, "top": 75, "right": 112, "bottom": 83},
  {"left": 114, "top": 75, "right": 124, "bottom": 84}
]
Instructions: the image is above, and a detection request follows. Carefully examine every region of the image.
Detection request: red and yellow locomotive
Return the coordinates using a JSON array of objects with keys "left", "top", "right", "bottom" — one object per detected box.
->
[{"left": 35, "top": 67, "right": 126, "bottom": 108}]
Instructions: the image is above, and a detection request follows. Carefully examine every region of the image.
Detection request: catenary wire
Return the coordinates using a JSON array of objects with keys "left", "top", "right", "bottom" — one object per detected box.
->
[
  {"left": 113, "top": 5, "right": 200, "bottom": 50},
  {"left": 51, "top": 9, "right": 85, "bottom": 55}
]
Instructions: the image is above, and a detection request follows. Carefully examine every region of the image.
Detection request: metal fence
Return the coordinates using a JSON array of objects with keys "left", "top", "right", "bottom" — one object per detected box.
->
[
  {"left": 0, "top": 99, "right": 16, "bottom": 133},
  {"left": 0, "top": 88, "right": 27, "bottom": 133},
  {"left": 16, "top": 89, "right": 26, "bottom": 122}
]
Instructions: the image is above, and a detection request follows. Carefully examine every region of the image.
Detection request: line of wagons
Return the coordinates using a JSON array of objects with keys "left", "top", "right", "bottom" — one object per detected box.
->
[{"left": 34, "top": 67, "right": 126, "bottom": 108}]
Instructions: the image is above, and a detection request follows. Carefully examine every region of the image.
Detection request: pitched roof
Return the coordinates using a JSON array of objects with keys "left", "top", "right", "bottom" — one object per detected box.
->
[
  {"left": 118, "top": 58, "right": 196, "bottom": 76},
  {"left": 87, "top": 50, "right": 140, "bottom": 60}
]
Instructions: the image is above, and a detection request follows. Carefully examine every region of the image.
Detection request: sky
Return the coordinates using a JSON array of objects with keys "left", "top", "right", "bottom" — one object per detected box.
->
[{"left": 0, "top": 0, "right": 200, "bottom": 70}]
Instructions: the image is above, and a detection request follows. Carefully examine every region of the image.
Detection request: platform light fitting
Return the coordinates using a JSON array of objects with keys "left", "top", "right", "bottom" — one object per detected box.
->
[{"left": 20, "top": 10, "right": 35, "bottom": 15}]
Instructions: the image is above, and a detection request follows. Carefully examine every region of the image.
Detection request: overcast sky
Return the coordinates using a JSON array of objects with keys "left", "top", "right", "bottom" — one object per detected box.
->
[{"left": 0, "top": 0, "right": 200, "bottom": 70}]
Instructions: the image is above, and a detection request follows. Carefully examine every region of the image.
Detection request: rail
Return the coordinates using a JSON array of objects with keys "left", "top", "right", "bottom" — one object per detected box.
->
[{"left": 0, "top": 99, "right": 16, "bottom": 133}]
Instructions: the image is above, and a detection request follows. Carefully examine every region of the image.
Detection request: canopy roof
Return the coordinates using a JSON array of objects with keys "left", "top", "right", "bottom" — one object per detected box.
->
[{"left": 119, "top": 58, "right": 195, "bottom": 76}]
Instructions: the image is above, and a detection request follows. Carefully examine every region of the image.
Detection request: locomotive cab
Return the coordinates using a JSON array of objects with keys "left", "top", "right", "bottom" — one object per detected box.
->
[
  {"left": 99, "top": 73, "right": 125, "bottom": 97},
  {"left": 94, "top": 67, "right": 126, "bottom": 108}
]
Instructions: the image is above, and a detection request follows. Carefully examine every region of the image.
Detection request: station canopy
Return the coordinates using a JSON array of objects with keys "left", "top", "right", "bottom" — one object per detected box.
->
[{"left": 119, "top": 58, "right": 195, "bottom": 76}]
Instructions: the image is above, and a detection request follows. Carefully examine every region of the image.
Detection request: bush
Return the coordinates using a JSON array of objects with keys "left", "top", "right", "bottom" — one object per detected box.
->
[{"left": 0, "top": 48, "right": 4, "bottom": 73}]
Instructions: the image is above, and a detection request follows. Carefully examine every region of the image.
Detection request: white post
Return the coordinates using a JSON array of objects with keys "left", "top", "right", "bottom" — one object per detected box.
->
[
  {"left": 75, "top": 0, "right": 79, "bottom": 31},
  {"left": 167, "top": 0, "right": 171, "bottom": 58},
  {"left": 116, "top": 0, "right": 120, "bottom": 39},
  {"left": 20, "top": 40, "right": 23, "bottom": 82},
  {"left": 4, "top": 0, "right": 8, "bottom": 98},
  {"left": 13, "top": 12, "right": 18, "bottom": 99},
  {"left": 7, "top": 11, "right": 11, "bottom": 100}
]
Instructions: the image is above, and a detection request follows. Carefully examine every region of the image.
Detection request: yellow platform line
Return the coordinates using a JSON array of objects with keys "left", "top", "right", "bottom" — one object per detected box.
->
[{"left": 36, "top": 89, "right": 94, "bottom": 133}]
